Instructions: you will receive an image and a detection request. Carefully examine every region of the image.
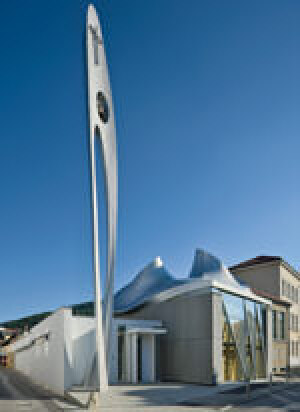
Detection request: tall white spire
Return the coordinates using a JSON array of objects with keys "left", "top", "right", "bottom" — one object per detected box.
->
[{"left": 86, "top": 3, "right": 118, "bottom": 393}]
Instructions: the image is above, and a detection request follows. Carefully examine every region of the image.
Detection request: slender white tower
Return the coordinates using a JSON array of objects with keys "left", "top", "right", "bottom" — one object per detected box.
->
[{"left": 86, "top": 4, "right": 117, "bottom": 392}]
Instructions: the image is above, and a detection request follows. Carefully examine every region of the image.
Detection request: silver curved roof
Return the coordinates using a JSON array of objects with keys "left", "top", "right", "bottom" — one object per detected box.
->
[
  {"left": 114, "top": 249, "right": 252, "bottom": 314},
  {"left": 114, "top": 257, "right": 184, "bottom": 314},
  {"left": 189, "top": 249, "right": 246, "bottom": 290}
]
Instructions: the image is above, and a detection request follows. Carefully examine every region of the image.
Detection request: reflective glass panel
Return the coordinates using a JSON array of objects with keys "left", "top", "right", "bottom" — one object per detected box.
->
[
  {"left": 222, "top": 292, "right": 267, "bottom": 381},
  {"left": 256, "top": 305, "right": 266, "bottom": 378},
  {"left": 222, "top": 305, "right": 243, "bottom": 381},
  {"left": 222, "top": 293, "right": 247, "bottom": 379},
  {"left": 245, "top": 300, "right": 256, "bottom": 379}
]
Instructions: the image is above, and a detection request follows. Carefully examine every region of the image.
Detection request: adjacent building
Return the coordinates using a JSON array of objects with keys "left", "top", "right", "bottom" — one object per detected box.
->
[
  {"left": 230, "top": 255, "right": 300, "bottom": 372},
  {"left": 250, "top": 288, "right": 290, "bottom": 375}
]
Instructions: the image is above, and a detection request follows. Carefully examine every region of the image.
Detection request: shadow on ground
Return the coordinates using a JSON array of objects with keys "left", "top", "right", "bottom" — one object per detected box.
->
[
  {"left": 181, "top": 382, "right": 300, "bottom": 409},
  {"left": 0, "top": 366, "right": 80, "bottom": 408}
]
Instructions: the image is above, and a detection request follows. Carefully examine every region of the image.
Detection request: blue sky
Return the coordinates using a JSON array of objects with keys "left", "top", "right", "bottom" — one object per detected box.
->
[{"left": 0, "top": 0, "right": 299, "bottom": 322}]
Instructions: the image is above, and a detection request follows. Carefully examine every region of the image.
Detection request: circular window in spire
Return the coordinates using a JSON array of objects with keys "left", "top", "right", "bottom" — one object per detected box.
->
[{"left": 96, "top": 91, "right": 109, "bottom": 123}]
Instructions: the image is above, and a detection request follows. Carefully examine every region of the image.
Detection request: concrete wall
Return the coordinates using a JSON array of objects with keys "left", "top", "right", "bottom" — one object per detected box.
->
[
  {"left": 141, "top": 335, "right": 155, "bottom": 382},
  {"left": 10, "top": 308, "right": 68, "bottom": 394},
  {"left": 120, "top": 290, "right": 215, "bottom": 384},
  {"left": 9, "top": 309, "right": 162, "bottom": 393},
  {"left": 211, "top": 290, "right": 223, "bottom": 384},
  {"left": 71, "top": 316, "right": 95, "bottom": 386},
  {"left": 9, "top": 308, "right": 97, "bottom": 394}
]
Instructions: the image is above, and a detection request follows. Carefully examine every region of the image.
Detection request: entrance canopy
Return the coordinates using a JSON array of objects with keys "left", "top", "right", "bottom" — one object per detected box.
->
[{"left": 126, "top": 327, "right": 166, "bottom": 335}]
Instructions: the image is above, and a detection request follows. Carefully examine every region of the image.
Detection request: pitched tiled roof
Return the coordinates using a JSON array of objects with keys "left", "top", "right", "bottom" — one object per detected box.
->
[
  {"left": 230, "top": 255, "right": 282, "bottom": 270},
  {"left": 230, "top": 255, "right": 300, "bottom": 280}
]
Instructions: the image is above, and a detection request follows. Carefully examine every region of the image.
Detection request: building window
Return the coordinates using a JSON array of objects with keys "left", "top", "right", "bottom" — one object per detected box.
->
[
  {"left": 291, "top": 341, "right": 294, "bottom": 357},
  {"left": 272, "top": 310, "right": 277, "bottom": 339},
  {"left": 296, "top": 289, "right": 299, "bottom": 304},
  {"left": 282, "top": 279, "right": 285, "bottom": 296},
  {"left": 279, "top": 312, "right": 285, "bottom": 340},
  {"left": 288, "top": 283, "right": 291, "bottom": 299}
]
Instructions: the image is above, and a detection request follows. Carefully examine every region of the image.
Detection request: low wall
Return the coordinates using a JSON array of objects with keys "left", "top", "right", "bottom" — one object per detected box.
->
[
  {"left": 9, "top": 308, "right": 68, "bottom": 394},
  {"left": 8, "top": 308, "right": 98, "bottom": 394}
]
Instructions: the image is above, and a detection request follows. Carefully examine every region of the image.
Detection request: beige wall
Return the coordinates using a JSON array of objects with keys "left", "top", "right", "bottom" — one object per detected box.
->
[
  {"left": 271, "top": 301, "right": 289, "bottom": 374},
  {"left": 118, "top": 290, "right": 216, "bottom": 384},
  {"left": 273, "top": 342, "right": 288, "bottom": 373},
  {"left": 280, "top": 265, "right": 300, "bottom": 367},
  {"left": 231, "top": 260, "right": 299, "bottom": 368}
]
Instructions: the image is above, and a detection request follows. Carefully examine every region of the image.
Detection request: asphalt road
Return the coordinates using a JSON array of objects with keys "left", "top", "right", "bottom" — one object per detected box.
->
[{"left": 0, "top": 366, "right": 64, "bottom": 411}]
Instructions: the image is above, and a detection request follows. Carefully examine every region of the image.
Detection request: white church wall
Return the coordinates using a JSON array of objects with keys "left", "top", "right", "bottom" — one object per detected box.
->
[
  {"left": 71, "top": 316, "right": 96, "bottom": 386},
  {"left": 9, "top": 309, "right": 162, "bottom": 394},
  {"left": 10, "top": 308, "right": 68, "bottom": 394}
]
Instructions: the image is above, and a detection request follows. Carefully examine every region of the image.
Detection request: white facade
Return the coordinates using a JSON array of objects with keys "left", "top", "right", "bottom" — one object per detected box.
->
[{"left": 9, "top": 308, "right": 164, "bottom": 394}]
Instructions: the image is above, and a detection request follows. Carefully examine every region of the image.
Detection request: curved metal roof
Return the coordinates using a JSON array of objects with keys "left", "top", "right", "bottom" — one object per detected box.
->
[
  {"left": 114, "top": 257, "right": 184, "bottom": 314},
  {"left": 114, "top": 249, "right": 251, "bottom": 314},
  {"left": 189, "top": 249, "right": 245, "bottom": 290}
]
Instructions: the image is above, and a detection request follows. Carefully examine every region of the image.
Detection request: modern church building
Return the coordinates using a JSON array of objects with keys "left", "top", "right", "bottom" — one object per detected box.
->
[
  {"left": 8, "top": 249, "right": 273, "bottom": 393},
  {"left": 115, "top": 249, "right": 272, "bottom": 385}
]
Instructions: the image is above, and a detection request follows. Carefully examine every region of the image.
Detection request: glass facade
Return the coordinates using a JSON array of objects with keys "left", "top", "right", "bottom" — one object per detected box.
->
[{"left": 222, "top": 292, "right": 267, "bottom": 381}]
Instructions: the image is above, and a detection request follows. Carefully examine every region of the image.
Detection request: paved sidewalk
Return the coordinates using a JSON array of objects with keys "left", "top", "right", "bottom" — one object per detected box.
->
[
  {"left": 67, "top": 381, "right": 252, "bottom": 410},
  {"left": 65, "top": 379, "right": 300, "bottom": 411}
]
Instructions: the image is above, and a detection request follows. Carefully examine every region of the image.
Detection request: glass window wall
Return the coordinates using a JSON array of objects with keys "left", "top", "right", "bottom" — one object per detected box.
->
[{"left": 222, "top": 291, "right": 267, "bottom": 382}]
